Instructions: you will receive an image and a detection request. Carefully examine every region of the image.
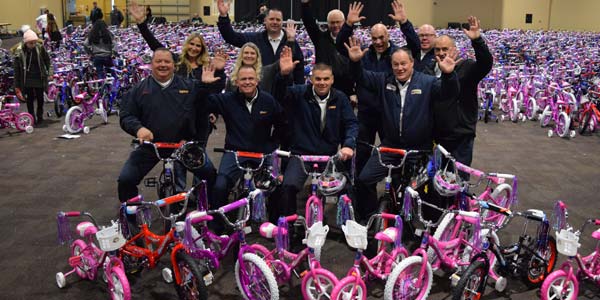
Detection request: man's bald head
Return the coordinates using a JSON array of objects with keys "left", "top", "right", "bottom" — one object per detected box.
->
[
  {"left": 327, "top": 9, "right": 345, "bottom": 37},
  {"left": 418, "top": 24, "right": 437, "bottom": 51},
  {"left": 370, "top": 23, "right": 390, "bottom": 54}
]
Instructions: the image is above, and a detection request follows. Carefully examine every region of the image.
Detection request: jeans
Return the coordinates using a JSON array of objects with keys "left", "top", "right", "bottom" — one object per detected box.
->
[{"left": 93, "top": 56, "right": 115, "bottom": 79}]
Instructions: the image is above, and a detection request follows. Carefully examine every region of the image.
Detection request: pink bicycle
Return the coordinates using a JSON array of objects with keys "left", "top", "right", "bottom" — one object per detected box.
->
[
  {"left": 0, "top": 96, "right": 34, "bottom": 134},
  {"left": 56, "top": 211, "right": 130, "bottom": 300},
  {"left": 63, "top": 79, "right": 109, "bottom": 134},
  {"left": 330, "top": 211, "right": 410, "bottom": 300},
  {"left": 540, "top": 201, "right": 600, "bottom": 300}
]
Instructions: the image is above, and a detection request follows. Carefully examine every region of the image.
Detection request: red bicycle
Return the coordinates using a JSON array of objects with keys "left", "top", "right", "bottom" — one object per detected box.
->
[{"left": 577, "top": 90, "right": 600, "bottom": 134}]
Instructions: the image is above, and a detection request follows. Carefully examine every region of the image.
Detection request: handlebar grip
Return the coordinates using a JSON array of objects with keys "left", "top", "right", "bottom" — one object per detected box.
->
[
  {"left": 379, "top": 147, "right": 406, "bottom": 155},
  {"left": 237, "top": 151, "right": 263, "bottom": 159},
  {"left": 154, "top": 142, "right": 183, "bottom": 149},
  {"left": 455, "top": 162, "right": 485, "bottom": 178},
  {"left": 126, "top": 195, "right": 143, "bottom": 204},
  {"left": 155, "top": 193, "right": 186, "bottom": 207},
  {"left": 220, "top": 198, "right": 249, "bottom": 214},
  {"left": 340, "top": 194, "right": 352, "bottom": 203},
  {"left": 285, "top": 214, "right": 299, "bottom": 223},
  {"left": 213, "top": 148, "right": 226, "bottom": 153},
  {"left": 64, "top": 211, "right": 81, "bottom": 217},
  {"left": 436, "top": 144, "right": 450, "bottom": 157},
  {"left": 595, "top": 219, "right": 600, "bottom": 226},
  {"left": 381, "top": 212, "right": 398, "bottom": 220},
  {"left": 275, "top": 149, "right": 291, "bottom": 157},
  {"left": 489, "top": 173, "right": 516, "bottom": 179},
  {"left": 187, "top": 210, "right": 214, "bottom": 224},
  {"left": 478, "top": 201, "right": 511, "bottom": 216}
]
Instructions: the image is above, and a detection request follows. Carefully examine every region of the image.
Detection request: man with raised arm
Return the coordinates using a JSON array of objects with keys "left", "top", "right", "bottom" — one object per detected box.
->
[
  {"left": 427, "top": 16, "right": 493, "bottom": 170},
  {"left": 344, "top": 36, "right": 460, "bottom": 221},
  {"left": 300, "top": 0, "right": 353, "bottom": 97},
  {"left": 390, "top": 0, "right": 436, "bottom": 71},
  {"left": 216, "top": 0, "right": 305, "bottom": 84}
]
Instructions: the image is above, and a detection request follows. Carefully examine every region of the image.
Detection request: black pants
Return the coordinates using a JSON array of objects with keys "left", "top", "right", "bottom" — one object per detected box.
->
[{"left": 23, "top": 87, "right": 44, "bottom": 124}]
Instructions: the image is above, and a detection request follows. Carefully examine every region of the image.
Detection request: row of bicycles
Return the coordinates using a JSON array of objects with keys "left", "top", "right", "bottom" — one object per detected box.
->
[{"left": 52, "top": 138, "right": 597, "bottom": 300}]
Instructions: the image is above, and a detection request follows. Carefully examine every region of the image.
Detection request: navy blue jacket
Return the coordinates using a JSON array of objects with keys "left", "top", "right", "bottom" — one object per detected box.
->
[
  {"left": 217, "top": 15, "right": 305, "bottom": 84},
  {"left": 204, "top": 89, "right": 285, "bottom": 153},
  {"left": 273, "top": 76, "right": 358, "bottom": 155},
  {"left": 120, "top": 76, "right": 196, "bottom": 143},
  {"left": 351, "top": 61, "right": 460, "bottom": 150},
  {"left": 400, "top": 20, "right": 435, "bottom": 72},
  {"left": 336, "top": 23, "right": 399, "bottom": 114},
  {"left": 301, "top": 3, "right": 353, "bottom": 97}
]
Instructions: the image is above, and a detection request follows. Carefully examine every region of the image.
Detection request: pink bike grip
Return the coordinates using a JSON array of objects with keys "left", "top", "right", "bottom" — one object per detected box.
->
[
  {"left": 126, "top": 195, "right": 143, "bottom": 204},
  {"left": 381, "top": 212, "right": 397, "bottom": 220},
  {"left": 455, "top": 162, "right": 485, "bottom": 178},
  {"left": 595, "top": 220, "right": 600, "bottom": 226},
  {"left": 155, "top": 142, "right": 184, "bottom": 149},
  {"left": 64, "top": 211, "right": 81, "bottom": 217},
  {"left": 220, "top": 198, "right": 249, "bottom": 213},
  {"left": 379, "top": 147, "right": 406, "bottom": 156},
  {"left": 285, "top": 214, "right": 299, "bottom": 222},
  {"left": 340, "top": 194, "right": 352, "bottom": 203},
  {"left": 300, "top": 155, "right": 331, "bottom": 162}
]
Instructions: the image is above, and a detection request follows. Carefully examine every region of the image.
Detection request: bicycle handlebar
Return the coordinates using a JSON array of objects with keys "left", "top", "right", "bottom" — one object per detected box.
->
[{"left": 219, "top": 197, "right": 249, "bottom": 214}]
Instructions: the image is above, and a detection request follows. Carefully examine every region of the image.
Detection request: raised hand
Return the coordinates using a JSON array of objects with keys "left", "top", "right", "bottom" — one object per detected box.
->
[
  {"left": 437, "top": 52, "right": 459, "bottom": 74},
  {"left": 201, "top": 65, "right": 221, "bottom": 83},
  {"left": 389, "top": 0, "right": 408, "bottom": 24},
  {"left": 346, "top": 2, "right": 366, "bottom": 26},
  {"left": 217, "top": 0, "right": 230, "bottom": 17},
  {"left": 211, "top": 49, "right": 229, "bottom": 70},
  {"left": 128, "top": 0, "right": 146, "bottom": 24},
  {"left": 285, "top": 19, "right": 297, "bottom": 42},
  {"left": 279, "top": 46, "right": 300, "bottom": 76},
  {"left": 463, "top": 16, "right": 481, "bottom": 40},
  {"left": 344, "top": 36, "right": 369, "bottom": 62}
]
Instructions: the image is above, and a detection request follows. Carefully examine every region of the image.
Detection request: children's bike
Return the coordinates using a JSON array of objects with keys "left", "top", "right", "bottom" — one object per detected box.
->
[{"left": 0, "top": 96, "right": 34, "bottom": 133}]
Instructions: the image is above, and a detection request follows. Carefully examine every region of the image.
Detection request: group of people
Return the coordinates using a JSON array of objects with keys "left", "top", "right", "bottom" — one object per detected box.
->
[{"left": 116, "top": 0, "right": 493, "bottom": 236}]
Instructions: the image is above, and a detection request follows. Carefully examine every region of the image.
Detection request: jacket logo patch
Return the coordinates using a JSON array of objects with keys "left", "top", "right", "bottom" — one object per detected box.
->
[
  {"left": 328, "top": 106, "right": 336, "bottom": 109},
  {"left": 179, "top": 89, "right": 189, "bottom": 94},
  {"left": 386, "top": 84, "right": 397, "bottom": 91},
  {"left": 411, "top": 89, "right": 422, "bottom": 95},
  {"left": 259, "top": 111, "right": 269, "bottom": 115}
]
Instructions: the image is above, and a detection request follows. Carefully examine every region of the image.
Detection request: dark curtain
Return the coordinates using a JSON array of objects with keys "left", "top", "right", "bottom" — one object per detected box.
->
[{"left": 234, "top": 0, "right": 394, "bottom": 24}]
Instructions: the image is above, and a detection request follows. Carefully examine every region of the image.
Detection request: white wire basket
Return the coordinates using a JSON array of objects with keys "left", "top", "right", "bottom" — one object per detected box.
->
[
  {"left": 342, "top": 220, "right": 368, "bottom": 250},
  {"left": 306, "top": 222, "right": 329, "bottom": 249},
  {"left": 556, "top": 229, "right": 580, "bottom": 257},
  {"left": 96, "top": 221, "right": 126, "bottom": 252}
]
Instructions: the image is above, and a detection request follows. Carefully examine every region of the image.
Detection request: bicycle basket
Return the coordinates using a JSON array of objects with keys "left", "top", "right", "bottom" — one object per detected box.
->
[
  {"left": 253, "top": 167, "right": 279, "bottom": 193},
  {"left": 433, "top": 169, "right": 462, "bottom": 197},
  {"left": 306, "top": 221, "right": 329, "bottom": 249},
  {"left": 556, "top": 229, "right": 580, "bottom": 256},
  {"left": 341, "top": 220, "right": 368, "bottom": 250},
  {"left": 176, "top": 141, "right": 206, "bottom": 170},
  {"left": 318, "top": 171, "right": 347, "bottom": 196},
  {"left": 96, "top": 221, "right": 126, "bottom": 252}
]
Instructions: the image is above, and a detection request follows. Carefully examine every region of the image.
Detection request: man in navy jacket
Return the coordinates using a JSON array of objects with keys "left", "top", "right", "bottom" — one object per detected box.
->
[
  {"left": 216, "top": 0, "right": 305, "bottom": 84},
  {"left": 391, "top": 0, "right": 436, "bottom": 72},
  {"left": 345, "top": 37, "right": 459, "bottom": 219},
  {"left": 118, "top": 48, "right": 217, "bottom": 203},
  {"left": 273, "top": 47, "right": 358, "bottom": 218}
]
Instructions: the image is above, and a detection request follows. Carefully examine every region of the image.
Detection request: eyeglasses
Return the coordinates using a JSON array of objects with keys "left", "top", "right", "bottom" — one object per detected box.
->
[{"left": 418, "top": 34, "right": 436, "bottom": 39}]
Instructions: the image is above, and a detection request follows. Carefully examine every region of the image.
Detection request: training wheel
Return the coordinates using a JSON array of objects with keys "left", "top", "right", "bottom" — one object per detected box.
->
[
  {"left": 56, "top": 272, "right": 67, "bottom": 288},
  {"left": 62, "top": 124, "right": 68, "bottom": 132},
  {"left": 495, "top": 276, "right": 507, "bottom": 292},
  {"left": 161, "top": 267, "right": 173, "bottom": 283},
  {"left": 25, "top": 126, "right": 34, "bottom": 134},
  {"left": 569, "top": 130, "right": 576, "bottom": 138},
  {"left": 500, "top": 115, "right": 506, "bottom": 122},
  {"left": 83, "top": 126, "right": 90, "bottom": 134},
  {"left": 548, "top": 129, "right": 554, "bottom": 137}
]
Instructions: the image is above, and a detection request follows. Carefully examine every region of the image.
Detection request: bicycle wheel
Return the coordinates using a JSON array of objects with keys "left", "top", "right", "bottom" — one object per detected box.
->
[
  {"left": 429, "top": 212, "right": 457, "bottom": 269},
  {"left": 174, "top": 251, "right": 208, "bottom": 300},
  {"left": 107, "top": 266, "right": 131, "bottom": 300},
  {"left": 64, "top": 106, "right": 84, "bottom": 133},
  {"left": 556, "top": 112, "right": 570, "bottom": 138},
  {"left": 301, "top": 268, "right": 339, "bottom": 300},
  {"left": 540, "top": 269, "right": 578, "bottom": 300},
  {"left": 486, "top": 184, "right": 512, "bottom": 227},
  {"left": 509, "top": 97, "right": 519, "bottom": 122},
  {"left": 452, "top": 260, "right": 487, "bottom": 300},
  {"left": 524, "top": 236, "right": 557, "bottom": 287},
  {"left": 331, "top": 276, "right": 367, "bottom": 300},
  {"left": 526, "top": 97, "right": 538, "bottom": 120},
  {"left": 55, "top": 90, "right": 66, "bottom": 117},
  {"left": 71, "top": 239, "right": 90, "bottom": 279},
  {"left": 15, "top": 113, "right": 34, "bottom": 133},
  {"left": 234, "top": 252, "right": 279, "bottom": 300},
  {"left": 384, "top": 255, "right": 432, "bottom": 300},
  {"left": 578, "top": 111, "right": 592, "bottom": 134},
  {"left": 540, "top": 106, "right": 552, "bottom": 127}
]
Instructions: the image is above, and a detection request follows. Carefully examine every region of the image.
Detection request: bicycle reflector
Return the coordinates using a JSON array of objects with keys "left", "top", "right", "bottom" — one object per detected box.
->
[{"left": 177, "top": 141, "right": 206, "bottom": 170}]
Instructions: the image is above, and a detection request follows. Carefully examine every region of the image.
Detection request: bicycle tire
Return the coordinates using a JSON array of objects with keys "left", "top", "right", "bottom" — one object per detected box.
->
[
  {"left": 384, "top": 255, "right": 432, "bottom": 300},
  {"left": 55, "top": 90, "right": 66, "bottom": 117},
  {"left": 174, "top": 251, "right": 208, "bottom": 300},
  {"left": 234, "top": 252, "right": 279, "bottom": 300},
  {"left": 526, "top": 96, "right": 538, "bottom": 120},
  {"left": 71, "top": 239, "right": 90, "bottom": 279},
  {"left": 429, "top": 212, "right": 457, "bottom": 269},
  {"left": 556, "top": 111, "right": 570, "bottom": 138},
  {"left": 15, "top": 113, "right": 34, "bottom": 132},
  {"left": 540, "top": 269, "right": 578, "bottom": 300},
  {"left": 331, "top": 275, "right": 367, "bottom": 300},
  {"left": 452, "top": 259, "right": 487, "bottom": 300},
  {"left": 523, "top": 236, "right": 557, "bottom": 287},
  {"left": 108, "top": 265, "right": 131, "bottom": 300},
  {"left": 64, "top": 106, "right": 84, "bottom": 133},
  {"left": 578, "top": 111, "right": 592, "bottom": 135},
  {"left": 301, "top": 268, "right": 339, "bottom": 300}
]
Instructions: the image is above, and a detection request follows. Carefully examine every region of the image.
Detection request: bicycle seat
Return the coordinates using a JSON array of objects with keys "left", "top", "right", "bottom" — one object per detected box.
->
[
  {"left": 4, "top": 103, "right": 19, "bottom": 110},
  {"left": 74, "top": 92, "right": 88, "bottom": 101},
  {"left": 375, "top": 227, "right": 399, "bottom": 244},
  {"left": 259, "top": 222, "right": 287, "bottom": 239},
  {"left": 592, "top": 229, "right": 600, "bottom": 240},
  {"left": 76, "top": 221, "right": 97, "bottom": 237}
]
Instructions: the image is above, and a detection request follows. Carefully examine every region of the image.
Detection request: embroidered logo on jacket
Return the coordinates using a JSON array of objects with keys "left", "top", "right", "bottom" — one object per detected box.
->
[
  {"left": 411, "top": 89, "right": 422, "bottom": 95},
  {"left": 179, "top": 90, "right": 189, "bottom": 94},
  {"left": 259, "top": 111, "right": 269, "bottom": 115},
  {"left": 386, "top": 83, "right": 397, "bottom": 91}
]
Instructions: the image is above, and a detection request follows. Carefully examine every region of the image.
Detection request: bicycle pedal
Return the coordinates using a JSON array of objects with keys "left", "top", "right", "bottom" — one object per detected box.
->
[{"left": 450, "top": 273, "right": 461, "bottom": 287}]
